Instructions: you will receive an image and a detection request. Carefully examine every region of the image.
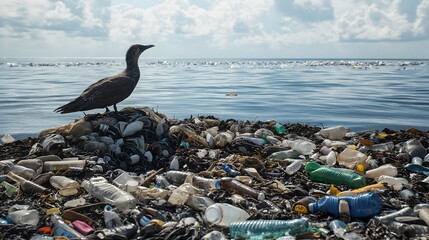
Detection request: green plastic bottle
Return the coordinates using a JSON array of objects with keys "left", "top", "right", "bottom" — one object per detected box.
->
[
  {"left": 305, "top": 162, "right": 366, "bottom": 189},
  {"left": 273, "top": 123, "right": 286, "bottom": 135}
]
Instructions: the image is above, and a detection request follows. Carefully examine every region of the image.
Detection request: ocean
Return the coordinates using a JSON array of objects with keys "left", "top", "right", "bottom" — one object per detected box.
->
[{"left": 0, "top": 58, "right": 428, "bottom": 137}]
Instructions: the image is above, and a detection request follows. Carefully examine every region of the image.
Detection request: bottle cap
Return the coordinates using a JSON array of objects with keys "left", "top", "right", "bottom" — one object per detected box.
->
[
  {"left": 308, "top": 203, "right": 315, "bottom": 213},
  {"left": 205, "top": 205, "right": 222, "bottom": 224},
  {"left": 257, "top": 193, "right": 265, "bottom": 201}
]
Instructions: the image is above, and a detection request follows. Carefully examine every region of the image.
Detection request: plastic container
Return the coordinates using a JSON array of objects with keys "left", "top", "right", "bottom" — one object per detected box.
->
[
  {"left": 1, "top": 181, "right": 19, "bottom": 197},
  {"left": 417, "top": 206, "right": 429, "bottom": 227},
  {"left": 229, "top": 218, "right": 310, "bottom": 239},
  {"left": 50, "top": 176, "right": 80, "bottom": 196},
  {"left": 81, "top": 177, "right": 136, "bottom": 211},
  {"left": 8, "top": 205, "right": 39, "bottom": 225},
  {"left": 220, "top": 177, "right": 265, "bottom": 201},
  {"left": 104, "top": 205, "right": 123, "bottom": 228},
  {"left": 308, "top": 192, "right": 382, "bottom": 218},
  {"left": 377, "top": 175, "right": 408, "bottom": 191},
  {"left": 305, "top": 162, "right": 366, "bottom": 189},
  {"left": 405, "top": 163, "right": 429, "bottom": 176},
  {"left": 365, "top": 164, "right": 398, "bottom": 179},
  {"left": 204, "top": 203, "right": 250, "bottom": 227},
  {"left": 221, "top": 163, "right": 240, "bottom": 177},
  {"left": 268, "top": 149, "right": 301, "bottom": 160},
  {"left": 43, "top": 160, "right": 86, "bottom": 172},
  {"left": 403, "top": 139, "right": 426, "bottom": 159},
  {"left": 326, "top": 151, "right": 337, "bottom": 166},
  {"left": 285, "top": 160, "right": 303, "bottom": 175},
  {"left": 72, "top": 220, "right": 94, "bottom": 235},
  {"left": 7, "top": 171, "right": 47, "bottom": 193},
  {"left": 337, "top": 148, "right": 367, "bottom": 169},
  {"left": 164, "top": 171, "right": 220, "bottom": 191},
  {"left": 51, "top": 214, "right": 84, "bottom": 239},
  {"left": 186, "top": 195, "right": 215, "bottom": 212}
]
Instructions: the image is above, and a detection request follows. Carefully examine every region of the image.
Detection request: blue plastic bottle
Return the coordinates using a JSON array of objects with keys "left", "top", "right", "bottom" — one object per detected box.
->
[
  {"left": 308, "top": 192, "right": 382, "bottom": 218},
  {"left": 221, "top": 163, "right": 240, "bottom": 177}
]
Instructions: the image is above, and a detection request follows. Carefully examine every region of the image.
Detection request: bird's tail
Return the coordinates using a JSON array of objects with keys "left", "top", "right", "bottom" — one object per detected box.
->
[{"left": 54, "top": 98, "right": 87, "bottom": 114}]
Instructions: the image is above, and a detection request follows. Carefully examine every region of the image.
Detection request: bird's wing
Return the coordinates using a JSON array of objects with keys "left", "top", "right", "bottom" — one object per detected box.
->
[{"left": 80, "top": 76, "right": 137, "bottom": 108}]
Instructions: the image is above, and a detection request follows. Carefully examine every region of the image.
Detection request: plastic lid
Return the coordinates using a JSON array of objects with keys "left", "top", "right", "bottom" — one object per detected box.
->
[
  {"left": 205, "top": 205, "right": 222, "bottom": 223},
  {"left": 257, "top": 193, "right": 265, "bottom": 201}
]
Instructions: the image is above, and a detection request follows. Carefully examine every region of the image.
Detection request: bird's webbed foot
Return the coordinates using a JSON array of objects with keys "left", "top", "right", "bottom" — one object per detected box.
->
[{"left": 113, "top": 104, "right": 127, "bottom": 121}]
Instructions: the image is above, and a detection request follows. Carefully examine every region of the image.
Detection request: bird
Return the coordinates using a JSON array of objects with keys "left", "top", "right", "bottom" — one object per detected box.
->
[{"left": 54, "top": 44, "right": 154, "bottom": 115}]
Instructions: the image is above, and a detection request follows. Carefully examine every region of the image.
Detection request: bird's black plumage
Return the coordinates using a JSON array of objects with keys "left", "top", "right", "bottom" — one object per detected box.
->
[{"left": 54, "top": 44, "right": 154, "bottom": 114}]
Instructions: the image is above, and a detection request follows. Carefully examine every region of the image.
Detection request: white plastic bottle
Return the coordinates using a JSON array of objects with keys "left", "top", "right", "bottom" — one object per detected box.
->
[
  {"left": 81, "top": 177, "right": 136, "bottom": 211},
  {"left": 204, "top": 203, "right": 250, "bottom": 227},
  {"left": 285, "top": 160, "right": 303, "bottom": 175},
  {"left": 365, "top": 164, "right": 398, "bottom": 179}
]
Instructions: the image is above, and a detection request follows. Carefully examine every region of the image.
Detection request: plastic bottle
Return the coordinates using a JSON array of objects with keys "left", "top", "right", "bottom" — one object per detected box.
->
[
  {"left": 51, "top": 214, "right": 84, "bottom": 239},
  {"left": 337, "top": 148, "right": 367, "bottom": 169},
  {"left": 72, "top": 220, "right": 94, "bottom": 235},
  {"left": 7, "top": 171, "right": 47, "bottom": 194},
  {"left": 273, "top": 123, "right": 286, "bottom": 135},
  {"left": 365, "top": 164, "right": 398, "bottom": 179},
  {"left": 16, "top": 158, "right": 43, "bottom": 174},
  {"left": 335, "top": 182, "right": 385, "bottom": 196},
  {"left": 95, "top": 223, "right": 138, "bottom": 239},
  {"left": 308, "top": 192, "right": 382, "bottom": 218},
  {"left": 220, "top": 177, "right": 265, "bottom": 201},
  {"left": 104, "top": 205, "right": 123, "bottom": 228},
  {"left": 416, "top": 206, "right": 429, "bottom": 227},
  {"left": 369, "top": 142, "right": 395, "bottom": 152},
  {"left": 326, "top": 151, "right": 337, "bottom": 166},
  {"left": 285, "top": 160, "right": 303, "bottom": 175},
  {"left": 204, "top": 203, "right": 250, "bottom": 227},
  {"left": 268, "top": 149, "right": 301, "bottom": 160},
  {"left": 374, "top": 207, "right": 415, "bottom": 224},
  {"left": 43, "top": 160, "right": 86, "bottom": 172},
  {"left": 405, "top": 162, "right": 429, "bottom": 176},
  {"left": 282, "top": 139, "right": 316, "bottom": 155},
  {"left": 1, "top": 181, "right": 19, "bottom": 197},
  {"left": 305, "top": 162, "right": 366, "bottom": 189},
  {"left": 221, "top": 163, "right": 240, "bottom": 177},
  {"left": 403, "top": 139, "right": 426, "bottom": 159},
  {"left": 50, "top": 176, "right": 80, "bottom": 196},
  {"left": 186, "top": 195, "right": 215, "bottom": 212},
  {"left": 377, "top": 175, "right": 408, "bottom": 191},
  {"left": 81, "top": 177, "right": 136, "bottom": 211},
  {"left": 10, "top": 165, "right": 37, "bottom": 180},
  {"left": 229, "top": 218, "right": 310, "bottom": 239}
]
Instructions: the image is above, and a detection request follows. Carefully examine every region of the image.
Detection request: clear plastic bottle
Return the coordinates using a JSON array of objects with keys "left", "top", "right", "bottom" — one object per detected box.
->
[
  {"left": 51, "top": 214, "right": 84, "bottom": 239},
  {"left": 308, "top": 192, "right": 382, "bottom": 218},
  {"left": 285, "top": 160, "right": 303, "bottom": 175},
  {"left": 220, "top": 177, "right": 265, "bottom": 201},
  {"left": 326, "top": 151, "right": 337, "bottom": 166},
  {"left": 268, "top": 149, "right": 301, "bottom": 160},
  {"left": 43, "top": 160, "right": 86, "bottom": 172},
  {"left": 16, "top": 159, "right": 43, "bottom": 174},
  {"left": 369, "top": 142, "right": 395, "bottom": 152},
  {"left": 305, "top": 162, "right": 366, "bottom": 189},
  {"left": 95, "top": 223, "right": 138, "bottom": 239},
  {"left": 365, "top": 164, "right": 398, "bottom": 179},
  {"left": 329, "top": 220, "right": 363, "bottom": 240},
  {"left": 204, "top": 203, "right": 250, "bottom": 227},
  {"left": 317, "top": 126, "right": 349, "bottom": 140},
  {"left": 8, "top": 205, "right": 40, "bottom": 225},
  {"left": 50, "top": 176, "right": 79, "bottom": 189},
  {"left": 229, "top": 218, "right": 310, "bottom": 239},
  {"left": 374, "top": 207, "right": 415, "bottom": 224},
  {"left": 282, "top": 139, "right": 316, "bottom": 155},
  {"left": 81, "top": 177, "right": 136, "bottom": 211},
  {"left": 337, "top": 148, "right": 367, "bottom": 169},
  {"left": 104, "top": 205, "right": 123, "bottom": 228},
  {"left": 10, "top": 165, "right": 36, "bottom": 180}
]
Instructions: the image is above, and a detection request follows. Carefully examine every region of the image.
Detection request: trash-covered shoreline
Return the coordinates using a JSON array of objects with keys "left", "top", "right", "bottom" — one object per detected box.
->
[{"left": 1, "top": 107, "right": 428, "bottom": 239}]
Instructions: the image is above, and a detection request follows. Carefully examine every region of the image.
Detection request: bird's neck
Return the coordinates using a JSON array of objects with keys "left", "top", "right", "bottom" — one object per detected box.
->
[{"left": 125, "top": 60, "right": 140, "bottom": 80}]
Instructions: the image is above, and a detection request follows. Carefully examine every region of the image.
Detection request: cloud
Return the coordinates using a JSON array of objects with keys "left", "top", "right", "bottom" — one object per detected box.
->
[{"left": 0, "top": 0, "right": 428, "bottom": 57}]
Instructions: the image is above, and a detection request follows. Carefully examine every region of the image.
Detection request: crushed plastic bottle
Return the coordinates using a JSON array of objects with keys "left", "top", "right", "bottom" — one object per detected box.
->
[
  {"left": 282, "top": 139, "right": 316, "bottom": 155},
  {"left": 337, "top": 148, "right": 367, "bottom": 169},
  {"left": 365, "top": 164, "right": 398, "bottom": 179},
  {"left": 81, "top": 177, "right": 136, "bottom": 211},
  {"left": 317, "top": 126, "right": 349, "bottom": 140},
  {"left": 204, "top": 203, "right": 250, "bottom": 227}
]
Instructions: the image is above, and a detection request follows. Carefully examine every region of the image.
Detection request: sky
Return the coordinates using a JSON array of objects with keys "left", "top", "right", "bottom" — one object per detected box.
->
[{"left": 0, "top": 0, "right": 428, "bottom": 59}]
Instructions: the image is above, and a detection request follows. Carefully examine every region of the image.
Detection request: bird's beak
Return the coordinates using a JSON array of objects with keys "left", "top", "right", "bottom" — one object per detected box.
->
[{"left": 142, "top": 45, "right": 155, "bottom": 51}]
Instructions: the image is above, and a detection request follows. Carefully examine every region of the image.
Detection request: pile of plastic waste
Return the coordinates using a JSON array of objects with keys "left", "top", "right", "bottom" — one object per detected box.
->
[{"left": 1, "top": 106, "right": 428, "bottom": 239}]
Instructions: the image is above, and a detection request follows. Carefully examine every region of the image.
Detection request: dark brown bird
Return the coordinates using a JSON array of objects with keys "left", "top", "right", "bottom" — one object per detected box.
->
[{"left": 54, "top": 44, "right": 154, "bottom": 114}]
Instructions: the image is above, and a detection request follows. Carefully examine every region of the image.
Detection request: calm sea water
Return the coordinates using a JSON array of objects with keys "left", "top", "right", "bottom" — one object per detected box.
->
[{"left": 1, "top": 58, "right": 428, "bottom": 137}]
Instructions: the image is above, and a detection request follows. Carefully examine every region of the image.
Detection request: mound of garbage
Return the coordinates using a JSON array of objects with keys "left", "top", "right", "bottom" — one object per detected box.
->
[{"left": 1, "top": 107, "right": 428, "bottom": 239}]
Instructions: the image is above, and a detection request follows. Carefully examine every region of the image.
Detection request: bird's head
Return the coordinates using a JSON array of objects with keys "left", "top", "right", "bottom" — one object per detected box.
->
[{"left": 126, "top": 44, "right": 155, "bottom": 63}]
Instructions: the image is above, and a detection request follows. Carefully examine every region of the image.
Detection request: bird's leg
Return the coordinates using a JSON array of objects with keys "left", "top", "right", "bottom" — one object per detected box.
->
[
  {"left": 113, "top": 104, "right": 127, "bottom": 121},
  {"left": 105, "top": 107, "right": 110, "bottom": 113}
]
